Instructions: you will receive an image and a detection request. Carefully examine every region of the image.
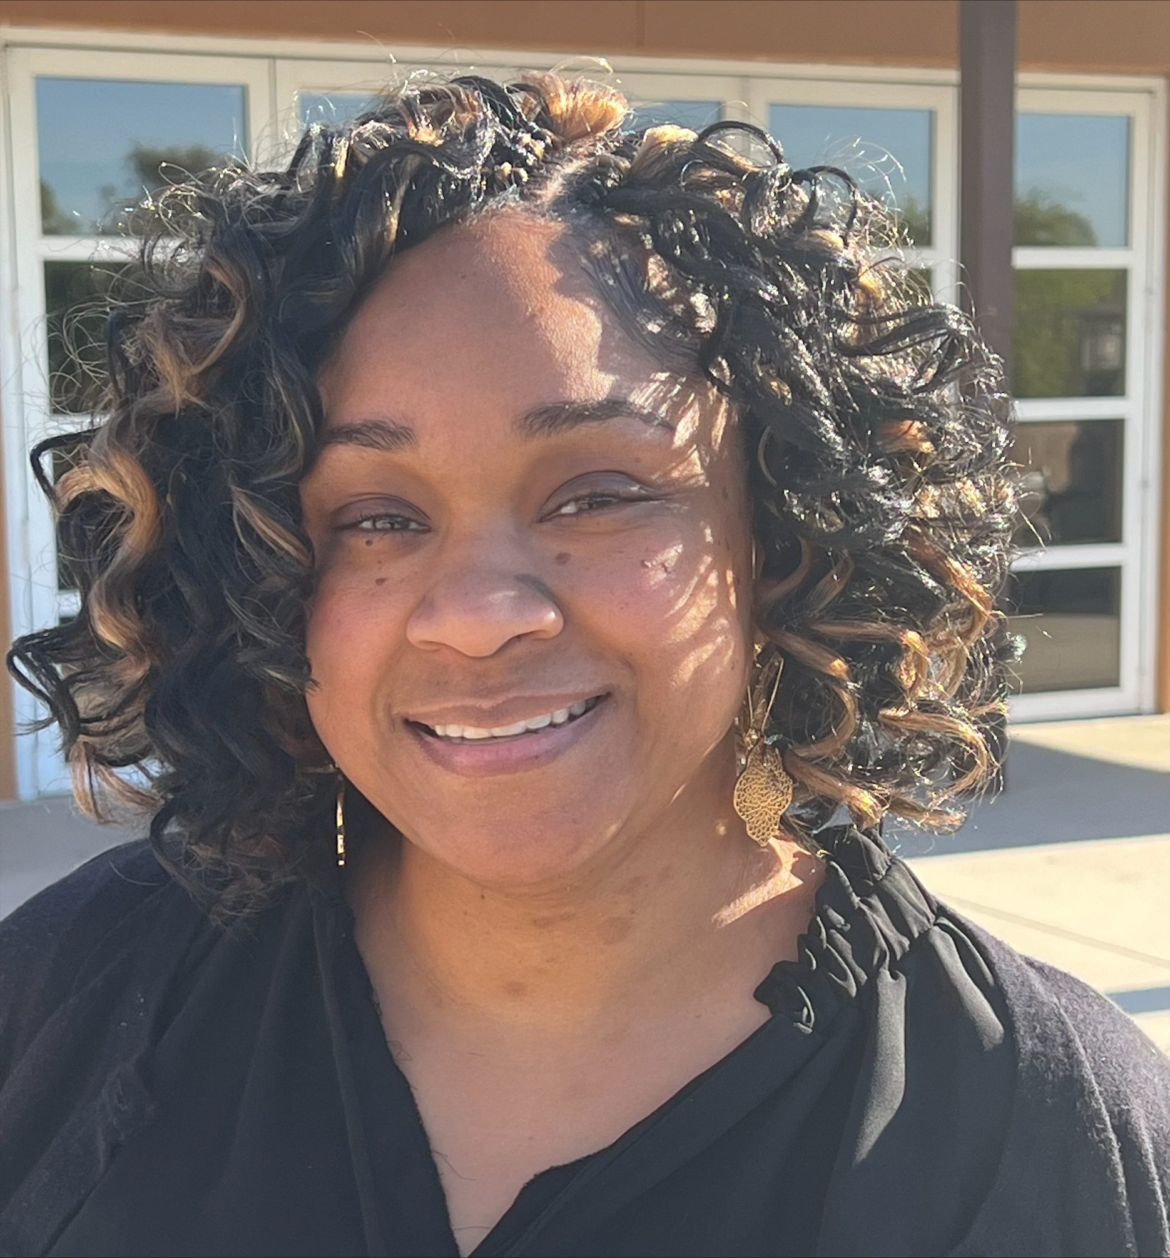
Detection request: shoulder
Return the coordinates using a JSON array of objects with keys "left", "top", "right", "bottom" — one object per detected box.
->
[
  {"left": 942, "top": 910, "right": 1170, "bottom": 1256},
  {"left": 971, "top": 919, "right": 1170, "bottom": 1107},
  {"left": 0, "top": 841, "right": 202, "bottom": 1076},
  {"left": 1, "top": 838, "right": 180, "bottom": 982}
]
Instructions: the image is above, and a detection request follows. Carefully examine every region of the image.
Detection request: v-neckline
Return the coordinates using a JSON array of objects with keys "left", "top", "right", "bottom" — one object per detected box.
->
[
  {"left": 313, "top": 826, "right": 924, "bottom": 1255},
  {"left": 318, "top": 899, "right": 836, "bottom": 1257}
]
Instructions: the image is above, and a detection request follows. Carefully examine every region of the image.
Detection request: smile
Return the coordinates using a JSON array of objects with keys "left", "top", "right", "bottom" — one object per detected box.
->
[
  {"left": 407, "top": 694, "right": 610, "bottom": 777},
  {"left": 416, "top": 695, "right": 605, "bottom": 743}
]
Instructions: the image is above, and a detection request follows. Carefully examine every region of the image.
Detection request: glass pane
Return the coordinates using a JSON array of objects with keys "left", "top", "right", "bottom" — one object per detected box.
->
[
  {"left": 1007, "top": 567, "right": 1121, "bottom": 693},
  {"left": 1013, "top": 269, "right": 1127, "bottom": 398},
  {"left": 297, "top": 90, "right": 381, "bottom": 128},
  {"left": 45, "top": 260, "right": 129, "bottom": 414},
  {"left": 630, "top": 99, "right": 722, "bottom": 132},
  {"left": 1014, "top": 420, "right": 1124, "bottom": 546},
  {"left": 36, "top": 77, "right": 247, "bottom": 235},
  {"left": 1016, "top": 114, "right": 1129, "bottom": 247},
  {"left": 768, "top": 104, "right": 933, "bottom": 245}
]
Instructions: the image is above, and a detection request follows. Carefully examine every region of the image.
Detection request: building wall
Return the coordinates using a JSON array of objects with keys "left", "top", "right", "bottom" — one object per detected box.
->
[{"left": 0, "top": 0, "right": 1168, "bottom": 74}]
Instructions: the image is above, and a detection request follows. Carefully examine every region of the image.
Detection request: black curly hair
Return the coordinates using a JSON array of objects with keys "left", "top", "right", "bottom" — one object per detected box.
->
[{"left": 9, "top": 71, "right": 1017, "bottom": 919}]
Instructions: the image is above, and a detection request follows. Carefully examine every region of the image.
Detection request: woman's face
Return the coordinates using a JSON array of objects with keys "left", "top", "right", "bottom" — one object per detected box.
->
[{"left": 301, "top": 212, "right": 755, "bottom": 889}]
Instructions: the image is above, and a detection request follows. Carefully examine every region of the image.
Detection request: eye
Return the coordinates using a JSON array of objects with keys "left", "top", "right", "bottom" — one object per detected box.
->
[
  {"left": 550, "top": 492, "right": 626, "bottom": 517},
  {"left": 349, "top": 511, "right": 427, "bottom": 533},
  {"left": 545, "top": 478, "right": 657, "bottom": 520}
]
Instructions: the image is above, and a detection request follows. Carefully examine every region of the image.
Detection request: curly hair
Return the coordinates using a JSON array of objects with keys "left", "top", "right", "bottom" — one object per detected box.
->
[{"left": 9, "top": 72, "right": 1017, "bottom": 918}]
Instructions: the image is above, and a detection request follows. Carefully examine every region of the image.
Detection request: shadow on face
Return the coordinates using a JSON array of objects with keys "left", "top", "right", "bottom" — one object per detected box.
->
[{"left": 300, "top": 210, "right": 756, "bottom": 890}]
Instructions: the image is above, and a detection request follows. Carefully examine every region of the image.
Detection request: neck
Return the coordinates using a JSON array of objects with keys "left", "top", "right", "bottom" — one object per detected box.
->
[{"left": 349, "top": 780, "right": 824, "bottom": 1042}]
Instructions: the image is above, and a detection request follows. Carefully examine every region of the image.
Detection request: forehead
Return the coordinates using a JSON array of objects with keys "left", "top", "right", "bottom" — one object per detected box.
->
[{"left": 319, "top": 211, "right": 663, "bottom": 421}]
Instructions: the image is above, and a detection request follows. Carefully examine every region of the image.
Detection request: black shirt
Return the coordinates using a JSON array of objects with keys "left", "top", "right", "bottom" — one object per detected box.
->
[{"left": 1, "top": 828, "right": 1168, "bottom": 1257}]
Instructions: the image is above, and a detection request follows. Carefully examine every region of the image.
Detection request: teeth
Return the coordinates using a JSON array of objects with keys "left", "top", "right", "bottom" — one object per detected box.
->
[{"left": 429, "top": 699, "right": 596, "bottom": 741}]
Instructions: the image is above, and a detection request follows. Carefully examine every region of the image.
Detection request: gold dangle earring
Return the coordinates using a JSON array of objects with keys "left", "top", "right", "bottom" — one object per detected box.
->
[
  {"left": 335, "top": 776, "right": 347, "bottom": 868},
  {"left": 733, "top": 649, "right": 795, "bottom": 846}
]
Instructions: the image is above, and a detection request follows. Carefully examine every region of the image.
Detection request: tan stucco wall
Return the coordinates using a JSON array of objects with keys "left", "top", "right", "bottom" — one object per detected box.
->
[{"left": 0, "top": 0, "right": 1168, "bottom": 74}]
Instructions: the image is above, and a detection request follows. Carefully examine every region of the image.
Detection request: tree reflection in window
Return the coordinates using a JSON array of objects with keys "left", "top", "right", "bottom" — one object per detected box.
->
[
  {"left": 1014, "top": 191, "right": 1096, "bottom": 248},
  {"left": 1012, "top": 270, "right": 1127, "bottom": 398},
  {"left": 36, "top": 77, "right": 245, "bottom": 235}
]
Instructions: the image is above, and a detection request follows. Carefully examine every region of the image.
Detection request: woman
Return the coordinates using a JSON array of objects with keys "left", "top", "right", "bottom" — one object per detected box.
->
[{"left": 2, "top": 73, "right": 1166, "bottom": 1257}]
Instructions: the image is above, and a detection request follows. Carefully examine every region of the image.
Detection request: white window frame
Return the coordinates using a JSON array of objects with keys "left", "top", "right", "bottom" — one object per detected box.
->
[
  {"left": 0, "top": 27, "right": 1163, "bottom": 797},
  {"left": 1, "top": 45, "right": 272, "bottom": 796},
  {"left": 1009, "top": 84, "right": 1163, "bottom": 721}
]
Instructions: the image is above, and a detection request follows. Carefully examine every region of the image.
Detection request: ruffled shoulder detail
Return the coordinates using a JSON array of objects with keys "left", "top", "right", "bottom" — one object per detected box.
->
[{"left": 753, "top": 826, "right": 938, "bottom": 1030}]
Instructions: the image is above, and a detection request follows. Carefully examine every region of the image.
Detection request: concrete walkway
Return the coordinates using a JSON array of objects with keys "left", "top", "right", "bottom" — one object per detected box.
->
[
  {"left": 899, "top": 714, "right": 1170, "bottom": 1052},
  {"left": 3, "top": 715, "right": 1168, "bottom": 1051}
]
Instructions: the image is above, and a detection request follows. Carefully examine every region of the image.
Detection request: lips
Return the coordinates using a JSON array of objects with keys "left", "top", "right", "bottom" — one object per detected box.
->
[{"left": 405, "top": 693, "right": 610, "bottom": 776}]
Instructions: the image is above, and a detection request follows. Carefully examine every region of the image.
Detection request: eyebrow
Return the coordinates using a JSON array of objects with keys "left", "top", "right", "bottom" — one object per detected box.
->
[
  {"left": 317, "top": 398, "right": 674, "bottom": 454},
  {"left": 317, "top": 419, "right": 416, "bottom": 452},
  {"left": 517, "top": 398, "right": 676, "bottom": 439}
]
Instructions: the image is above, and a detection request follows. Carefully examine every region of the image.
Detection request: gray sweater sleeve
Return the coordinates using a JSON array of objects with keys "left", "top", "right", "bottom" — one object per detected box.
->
[{"left": 951, "top": 930, "right": 1170, "bottom": 1258}]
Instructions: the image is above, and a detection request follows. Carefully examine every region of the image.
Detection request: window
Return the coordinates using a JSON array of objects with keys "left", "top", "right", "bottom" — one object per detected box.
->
[
  {"left": 1007, "top": 86, "right": 1158, "bottom": 719},
  {"left": 3, "top": 47, "right": 268, "bottom": 795},
  {"left": 628, "top": 98, "right": 723, "bottom": 131},
  {"left": 1015, "top": 112, "right": 1129, "bottom": 248},
  {"left": 1014, "top": 419, "right": 1124, "bottom": 547},
  {"left": 1008, "top": 566, "right": 1123, "bottom": 692}
]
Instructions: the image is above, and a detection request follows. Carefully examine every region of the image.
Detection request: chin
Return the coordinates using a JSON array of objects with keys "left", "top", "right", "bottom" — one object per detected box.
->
[{"left": 407, "top": 809, "right": 623, "bottom": 890}]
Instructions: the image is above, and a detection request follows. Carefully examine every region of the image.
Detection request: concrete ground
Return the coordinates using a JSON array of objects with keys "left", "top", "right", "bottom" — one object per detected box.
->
[
  {"left": 897, "top": 714, "right": 1170, "bottom": 1053},
  {"left": 2, "top": 715, "right": 1168, "bottom": 1051}
]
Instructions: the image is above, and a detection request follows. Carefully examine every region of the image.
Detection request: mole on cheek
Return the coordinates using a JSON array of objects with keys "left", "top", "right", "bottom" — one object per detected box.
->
[
  {"left": 364, "top": 538, "right": 374, "bottom": 547},
  {"left": 375, "top": 577, "right": 386, "bottom": 586},
  {"left": 554, "top": 552, "right": 571, "bottom": 565}
]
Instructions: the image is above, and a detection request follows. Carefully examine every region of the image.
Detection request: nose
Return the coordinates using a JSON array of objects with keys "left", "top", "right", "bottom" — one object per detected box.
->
[{"left": 406, "top": 558, "right": 564, "bottom": 658}]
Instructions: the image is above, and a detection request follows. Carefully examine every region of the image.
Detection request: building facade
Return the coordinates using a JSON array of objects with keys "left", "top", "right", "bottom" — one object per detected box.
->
[{"left": 0, "top": 0, "right": 1167, "bottom": 800}]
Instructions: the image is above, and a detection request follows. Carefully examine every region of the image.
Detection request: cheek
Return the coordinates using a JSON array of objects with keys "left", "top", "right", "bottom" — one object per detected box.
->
[
  {"left": 304, "top": 565, "right": 407, "bottom": 725},
  {"left": 569, "top": 517, "right": 748, "bottom": 720}
]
